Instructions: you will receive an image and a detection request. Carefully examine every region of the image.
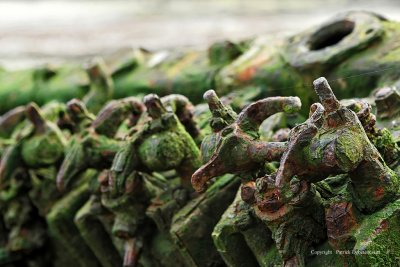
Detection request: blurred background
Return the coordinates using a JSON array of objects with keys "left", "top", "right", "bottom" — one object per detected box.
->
[{"left": 1, "top": 0, "right": 400, "bottom": 70}]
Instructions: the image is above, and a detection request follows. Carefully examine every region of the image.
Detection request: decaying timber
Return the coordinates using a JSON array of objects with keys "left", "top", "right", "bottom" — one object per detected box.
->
[{"left": 1, "top": 10, "right": 400, "bottom": 267}]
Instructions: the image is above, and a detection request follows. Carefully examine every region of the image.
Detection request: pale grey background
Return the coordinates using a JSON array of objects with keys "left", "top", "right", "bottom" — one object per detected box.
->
[{"left": 1, "top": 0, "right": 399, "bottom": 69}]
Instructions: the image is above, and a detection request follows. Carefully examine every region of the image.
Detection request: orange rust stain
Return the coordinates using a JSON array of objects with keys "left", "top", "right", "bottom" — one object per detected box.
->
[
  {"left": 238, "top": 67, "right": 257, "bottom": 82},
  {"left": 374, "top": 186, "right": 385, "bottom": 199},
  {"left": 236, "top": 50, "right": 272, "bottom": 82},
  {"left": 326, "top": 202, "right": 358, "bottom": 241}
]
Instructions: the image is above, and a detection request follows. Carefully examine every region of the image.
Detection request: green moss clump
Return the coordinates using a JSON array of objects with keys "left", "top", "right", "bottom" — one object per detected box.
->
[
  {"left": 21, "top": 130, "right": 65, "bottom": 167},
  {"left": 335, "top": 130, "right": 364, "bottom": 172},
  {"left": 353, "top": 199, "right": 400, "bottom": 266}
]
